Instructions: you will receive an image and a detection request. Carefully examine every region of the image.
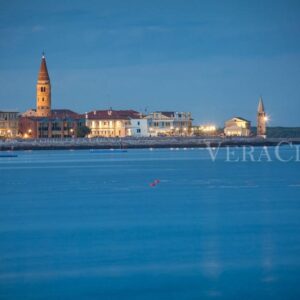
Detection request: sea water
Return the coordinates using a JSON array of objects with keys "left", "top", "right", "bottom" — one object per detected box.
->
[{"left": 0, "top": 147, "right": 300, "bottom": 299}]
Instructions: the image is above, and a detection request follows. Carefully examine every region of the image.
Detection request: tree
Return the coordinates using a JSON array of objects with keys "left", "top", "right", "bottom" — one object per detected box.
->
[{"left": 76, "top": 125, "right": 91, "bottom": 138}]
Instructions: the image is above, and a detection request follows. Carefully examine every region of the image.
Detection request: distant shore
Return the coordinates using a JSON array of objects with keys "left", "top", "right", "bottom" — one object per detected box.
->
[{"left": 1, "top": 137, "right": 300, "bottom": 151}]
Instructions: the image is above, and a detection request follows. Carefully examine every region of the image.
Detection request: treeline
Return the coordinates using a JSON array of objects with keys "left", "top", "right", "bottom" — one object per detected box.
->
[{"left": 251, "top": 127, "right": 300, "bottom": 138}]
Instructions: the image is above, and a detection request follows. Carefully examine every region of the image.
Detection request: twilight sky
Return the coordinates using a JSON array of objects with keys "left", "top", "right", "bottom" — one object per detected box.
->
[{"left": 0, "top": 0, "right": 300, "bottom": 126}]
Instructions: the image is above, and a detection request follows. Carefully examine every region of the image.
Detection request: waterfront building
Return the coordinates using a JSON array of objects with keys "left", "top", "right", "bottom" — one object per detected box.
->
[
  {"left": 19, "top": 109, "right": 85, "bottom": 138},
  {"left": 257, "top": 97, "right": 267, "bottom": 138},
  {"left": 127, "top": 118, "right": 149, "bottom": 137},
  {"left": 0, "top": 111, "right": 19, "bottom": 138},
  {"left": 224, "top": 117, "right": 251, "bottom": 137},
  {"left": 85, "top": 110, "right": 149, "bottom": 137},
  {"left": 145, "top": 111, "right": 192, "bottom": 136}
]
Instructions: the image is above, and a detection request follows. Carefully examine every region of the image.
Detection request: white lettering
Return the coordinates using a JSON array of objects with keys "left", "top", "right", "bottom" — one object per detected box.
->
[
  {"left": 206, "top": 142, "right": 222, "bottom": 162},
  {"left": 258, "top": 146, "right": 272, "bottom": 162},
  {"left": 275, "top": 141, "right": 293, "bottom": 162},
  {"left": 226, "top": 146, "right": 239, "bottom": 162},
  {"left": 242, "top": 146, "right": 255, "bottom": 162}
]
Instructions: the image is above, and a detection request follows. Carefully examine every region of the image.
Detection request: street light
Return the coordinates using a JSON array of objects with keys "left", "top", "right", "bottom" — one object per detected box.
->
[{"left": 69, "top": 128, "right": 74, "bottom": 138}]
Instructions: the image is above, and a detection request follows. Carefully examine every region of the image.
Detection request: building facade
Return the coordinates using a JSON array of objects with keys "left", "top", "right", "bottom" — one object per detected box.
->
[
  {"left": 85, "top": 110, "right": 149, "bottom": 137},
  {"left": 19, "top": 109, "right": 85, "bottom": 138},
  {"left": 0, "top": 111, "right": 19, "bottom": 138},
  {"left": 224, "top": 117, "right": 251, "bottom": 137},
  {"left": 128, "top": 119, "right": 149, "bottom": 137},
  {"left": 146, "top": 111, "right": 192, "bottom": 136},
  {"left": 257, "top": 97, "right": 267, "bottom": 137}
]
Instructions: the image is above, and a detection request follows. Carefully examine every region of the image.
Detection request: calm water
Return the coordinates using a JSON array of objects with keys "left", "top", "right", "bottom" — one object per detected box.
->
[{"left": 1, "top": 147, "right": 300, "bottom": 299}]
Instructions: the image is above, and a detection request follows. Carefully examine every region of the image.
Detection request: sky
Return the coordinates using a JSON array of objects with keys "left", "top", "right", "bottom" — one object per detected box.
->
[{"left": 0, "top": 0, "right": 300, "bottom": 126}]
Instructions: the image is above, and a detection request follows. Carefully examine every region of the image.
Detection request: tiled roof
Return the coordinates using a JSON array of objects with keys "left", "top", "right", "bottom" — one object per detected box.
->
[
  {"left": 51, "top": 109, "right": 82, "bottom": 119},
  {"left": 232, "top": 116, "right": 250, "bottom": 122},
  {"left": 20, "top": 109, "right": 83, "bottom": 121},
  {"left": 86, "top": 110, "right": 142, "bottom": 120}
]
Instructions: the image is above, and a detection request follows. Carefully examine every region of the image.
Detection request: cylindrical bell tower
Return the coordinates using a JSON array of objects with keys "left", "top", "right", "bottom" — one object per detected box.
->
[{"left": 36, "top": 54, "right": 51, "bottom": 117}]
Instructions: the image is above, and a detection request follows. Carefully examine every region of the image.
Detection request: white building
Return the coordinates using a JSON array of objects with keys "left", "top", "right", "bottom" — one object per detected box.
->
[
  {"left": 224, "top": 117, "right": 251, "bottom": 137},
  {"left": 127, "top": 119, "right": 149, "bottom": 137},
  {"left": 85, "top": 110, "right": 149, "bottom": 137},
  {"left": 146, "top": 111, "right": 193, "bottom": 136}
]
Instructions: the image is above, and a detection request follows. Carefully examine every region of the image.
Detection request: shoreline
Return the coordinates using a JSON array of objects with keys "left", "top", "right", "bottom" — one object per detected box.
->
[{"left": 1, "top": 137, "right": 300, "bottom": 151}]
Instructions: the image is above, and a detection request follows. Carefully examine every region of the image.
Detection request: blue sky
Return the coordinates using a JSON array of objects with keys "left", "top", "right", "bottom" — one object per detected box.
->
[{"left": 0, "top": 0, "right": 300, "bottom": 126}]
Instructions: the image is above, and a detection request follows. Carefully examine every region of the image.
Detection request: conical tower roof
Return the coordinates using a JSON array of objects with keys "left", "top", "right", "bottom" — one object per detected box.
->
[
  {"left": 38, "top": 54, "right": 50, "bottom": 81},
  {"left": 258, "top": 97, "right": 265, "bottom": 112}
]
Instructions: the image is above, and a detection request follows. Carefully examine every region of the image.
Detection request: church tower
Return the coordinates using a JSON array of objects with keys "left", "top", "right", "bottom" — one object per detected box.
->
[
  {"left": 257, "top": 96, "right": 266, "bottom": 137},
  {"left": 36, "top": 54, "right": 51, "bottom": 117}
]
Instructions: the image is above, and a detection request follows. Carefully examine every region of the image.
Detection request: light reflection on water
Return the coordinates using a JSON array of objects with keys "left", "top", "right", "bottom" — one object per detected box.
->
[{"left": 0, "top": 148, "right": 300, "bottom": 299}]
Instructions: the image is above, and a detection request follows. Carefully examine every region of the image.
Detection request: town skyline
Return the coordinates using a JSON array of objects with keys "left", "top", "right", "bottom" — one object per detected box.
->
[
  {"left": 1, "top": 54, "right": 267, "bottom": 140},
  {"left": 1, "top": 1, "right": 300, "bottom": 126},
  {"left": 0, "top": 52, "right": 278, "bottom": 129}
]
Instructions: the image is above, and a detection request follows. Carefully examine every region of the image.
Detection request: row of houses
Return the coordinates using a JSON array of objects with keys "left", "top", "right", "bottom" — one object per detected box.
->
[
  {"left": 1, "top": 108, "right": 264, "bottom": 139},
  {"left": 0, "top": 109, "right": 193, "bottom": 139}
]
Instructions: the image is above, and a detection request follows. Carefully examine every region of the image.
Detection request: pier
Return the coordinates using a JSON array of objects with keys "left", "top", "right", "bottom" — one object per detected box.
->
[{"left": 1, "top": 137, "right": 300, "bottom": 151}]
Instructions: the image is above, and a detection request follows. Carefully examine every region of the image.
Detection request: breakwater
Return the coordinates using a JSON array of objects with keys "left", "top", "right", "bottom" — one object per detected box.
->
[{"left": 1, "top": 137, "right": 300, "bottom": 151}]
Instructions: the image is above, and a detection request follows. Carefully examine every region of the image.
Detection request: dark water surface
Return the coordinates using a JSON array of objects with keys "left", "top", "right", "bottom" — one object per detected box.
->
[{"left": 1, "top": 148, "right": 300, "bottom": 299}]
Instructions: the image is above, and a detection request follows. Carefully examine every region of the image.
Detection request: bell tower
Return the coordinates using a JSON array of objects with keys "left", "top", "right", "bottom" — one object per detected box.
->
[
  {"left": 257, "top": 96, "right": 266, "bottom": 138},
  {"left": 36, "top": 53, "right": 51, "bottom": 117}
]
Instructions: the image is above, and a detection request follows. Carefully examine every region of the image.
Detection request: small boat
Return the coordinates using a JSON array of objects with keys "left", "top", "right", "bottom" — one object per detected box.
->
[{"left": 0, "top": 153, "right": 18, "bottom": 158}]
